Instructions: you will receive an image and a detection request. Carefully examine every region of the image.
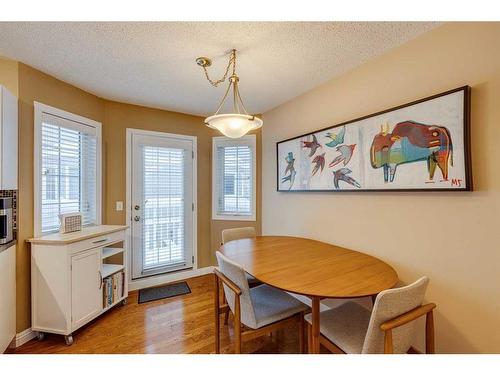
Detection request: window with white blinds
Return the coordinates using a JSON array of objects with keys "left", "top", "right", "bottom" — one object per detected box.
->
[
  {"left": 142, "top": 146, "right": 186, "bottom": 269},
  {"left": 212, "top": 135, "right": 256, "bottom": 221},
  {"left": 35, "top": 104, "right": 101, "bottom": 235}
]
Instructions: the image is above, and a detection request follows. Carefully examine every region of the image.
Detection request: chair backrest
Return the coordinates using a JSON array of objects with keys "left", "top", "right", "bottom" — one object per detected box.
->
[
  {"left": 215, "top": 251, "right": 257, "bottom": 328},
  {"left": 362, "top": 276, "right": 430, "bottom": 354},
  {"left": 221, "top": 227, "right": 256, "bottom": 244}
]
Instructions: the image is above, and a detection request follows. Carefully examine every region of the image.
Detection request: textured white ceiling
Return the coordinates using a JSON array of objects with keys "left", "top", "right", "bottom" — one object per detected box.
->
[{"left": 0, "top": 22, "right": 439, "bottom": 116}]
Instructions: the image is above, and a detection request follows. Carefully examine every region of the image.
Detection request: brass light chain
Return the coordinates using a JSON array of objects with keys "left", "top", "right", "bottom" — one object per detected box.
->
[
  {"left": 198, "top": 48, "right": 253, "bottom": 119},
  {"left": 201, "top": 49, "right": 237, "bottom": 87}
]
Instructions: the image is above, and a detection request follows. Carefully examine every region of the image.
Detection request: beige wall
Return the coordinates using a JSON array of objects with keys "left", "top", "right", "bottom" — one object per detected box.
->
[
  {"left": 262, "top": 22, "right": 500, "bottom": 353},
  {"left": 13, "top": 63, "right": 261, "bottom": 333},
  {"left": 0, "top": 58, "right": 18, "bottom": 97}
]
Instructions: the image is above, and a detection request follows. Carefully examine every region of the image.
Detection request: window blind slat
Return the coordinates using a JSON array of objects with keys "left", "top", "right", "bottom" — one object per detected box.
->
[
  {"left": 142, "top": 146, "right": 186, "bottom": 270},
  {"left": 214, "top": 140, "right": 254, "bottom": 216},
  {"left": 40, "top": 113, "right": 97, "bottom": 233}
]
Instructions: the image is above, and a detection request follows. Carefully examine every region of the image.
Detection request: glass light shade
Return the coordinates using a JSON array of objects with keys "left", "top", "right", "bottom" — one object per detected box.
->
[{"left": 205, "top": 114, "right": 263, "bottom": 138}]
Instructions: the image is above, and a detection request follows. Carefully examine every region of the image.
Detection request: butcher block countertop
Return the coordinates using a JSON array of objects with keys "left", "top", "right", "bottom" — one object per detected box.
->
[{"left": 27, "top": 225, "right": 128, "bottom": 245}]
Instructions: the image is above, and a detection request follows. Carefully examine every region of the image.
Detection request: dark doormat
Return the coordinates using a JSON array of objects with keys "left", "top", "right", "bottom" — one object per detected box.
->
[{"left": 138, "top": 281, "right": 191, "bottom": 304}]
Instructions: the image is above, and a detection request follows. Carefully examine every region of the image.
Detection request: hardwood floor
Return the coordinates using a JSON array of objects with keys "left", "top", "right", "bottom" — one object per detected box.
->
[{"left": 14, "top": 274, "right": 305, "bottom": 354}]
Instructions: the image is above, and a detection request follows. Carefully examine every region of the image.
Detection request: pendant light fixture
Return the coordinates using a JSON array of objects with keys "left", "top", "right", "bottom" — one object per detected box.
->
[{"left": 196, "top": 49, "right": 263, "bottom": 138}]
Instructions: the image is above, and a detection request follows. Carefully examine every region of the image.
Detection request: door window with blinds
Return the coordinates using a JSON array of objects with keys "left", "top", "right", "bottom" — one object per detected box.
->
[
  {"left": 130, "top": 131, "right": 195, "bottom": 279},
  {"left": 212, "top": 135, "right": 256, "bottom": 221},
  {"left": 34, "top": 103, "right": 102, "bottom": 235},
  {"left": 143, "top": 146, "right": 185, "bottom": 269}
]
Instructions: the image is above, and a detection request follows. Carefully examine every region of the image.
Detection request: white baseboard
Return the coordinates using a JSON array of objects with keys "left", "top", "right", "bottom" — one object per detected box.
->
[
  {"left": 11, "top": 328, "right": 37, "bottom": 348},
  {"left": 128, "top": 266, "right": 214, "bottom": 291}
]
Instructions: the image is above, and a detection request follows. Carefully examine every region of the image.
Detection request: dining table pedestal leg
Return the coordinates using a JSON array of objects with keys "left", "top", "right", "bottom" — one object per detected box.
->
[{"left": 311, "top": 297, "right": 320, "bottom": 354}]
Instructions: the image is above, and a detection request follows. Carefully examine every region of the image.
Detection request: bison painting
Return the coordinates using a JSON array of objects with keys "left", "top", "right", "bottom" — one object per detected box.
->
[{"left": 370, "top": 121, "right": 453, "bottom": 183}]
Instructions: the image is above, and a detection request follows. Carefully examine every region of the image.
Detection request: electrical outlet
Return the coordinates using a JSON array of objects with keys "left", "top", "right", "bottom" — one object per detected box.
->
[{"left": 116, "top": 201, "right": 123, "bottom": 211}]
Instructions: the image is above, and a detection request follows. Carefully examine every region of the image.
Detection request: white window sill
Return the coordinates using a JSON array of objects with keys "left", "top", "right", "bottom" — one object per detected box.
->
[{"left": 212, "top": 214, "right": 256, "bottom": 222}]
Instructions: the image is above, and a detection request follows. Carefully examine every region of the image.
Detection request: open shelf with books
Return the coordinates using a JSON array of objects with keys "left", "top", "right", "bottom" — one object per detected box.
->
[
  {"left": 101, "top": 243, "right": 127, "bottom": 310},
  {"left": 102, "top": 263, "right": 124, "bottom": 278},
  {"left": 102, "top": 270, "right": 126, "bottom": 309}
]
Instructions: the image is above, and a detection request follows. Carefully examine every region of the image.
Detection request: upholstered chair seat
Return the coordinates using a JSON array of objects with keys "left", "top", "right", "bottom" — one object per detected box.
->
[
  {"left": 304, "top": 301, "right": 371, "bottom": 353},
  {"left": 217, "top": 251, "right": 307, "bottom": 329},
  {"left": 214, "top": 251, "right": 308, "bottom": 353},
  {"left": 249, "top": 284, "right": 306, "bottom": 329},
  {"left": 304, "top": 276, "right": 433, "bottom": 354}
]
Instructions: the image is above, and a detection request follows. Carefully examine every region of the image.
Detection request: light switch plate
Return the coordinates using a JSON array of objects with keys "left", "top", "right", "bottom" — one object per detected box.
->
[{"left": 116, "top": 201, "right": 123, "bottom": 211}]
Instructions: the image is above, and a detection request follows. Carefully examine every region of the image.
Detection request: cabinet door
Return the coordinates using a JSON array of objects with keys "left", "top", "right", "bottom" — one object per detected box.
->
[
  {"left": 0, "top": 244, "right": 16, "bottom": 352},
  {"left": 71, "top": 249, "right": 102, "bottom": 329}
]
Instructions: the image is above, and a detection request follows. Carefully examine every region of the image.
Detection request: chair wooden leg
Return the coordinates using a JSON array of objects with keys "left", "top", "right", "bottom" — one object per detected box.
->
[
  {"left": 234, "top": 293, "right": 242, "bottom": 354},
  {"left": 311, "top": 297, "right": 321, "bottom": 354},
  {"left": 384, "top": 329, "right": 393, "bottom": 354},
  {"left": 213, "top": 274, "right": 220, "bottom": 354},
  {"left": 298, "top": 312, "right": 305, "bottom": 354},
  {"left": 222, "top": 290, "right": 230, "bottom": 325},
  {"left": 307, "top": 322, "right": 312, "bottom": 354},
  {"left": 425, "top": 310, "right": 435, "bottom": 354}
]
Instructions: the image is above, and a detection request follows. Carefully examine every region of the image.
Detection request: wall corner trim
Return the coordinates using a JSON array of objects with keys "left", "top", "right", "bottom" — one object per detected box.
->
[{"left": 12, "top": 328, "right": 37, "bottom": 348}]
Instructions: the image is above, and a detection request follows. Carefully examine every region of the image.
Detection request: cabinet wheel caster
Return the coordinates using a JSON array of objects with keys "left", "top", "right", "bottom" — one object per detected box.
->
[
  {"left": 122, "top": 298, "right": 128, "bottom": 306},
  {"left": 64, "top": 335, "right": 74, "bottom": 346},
  {"left": 36, "top": 332, "right": 45, "bottom": 341}
]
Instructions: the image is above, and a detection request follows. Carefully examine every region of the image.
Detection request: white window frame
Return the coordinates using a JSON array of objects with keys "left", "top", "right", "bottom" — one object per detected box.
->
[
  {"left": 34, "top": 102, "right": 102, "bottom": 236},
  {"left": 212, "top": 134, "right": 256, "bottom": 221}
]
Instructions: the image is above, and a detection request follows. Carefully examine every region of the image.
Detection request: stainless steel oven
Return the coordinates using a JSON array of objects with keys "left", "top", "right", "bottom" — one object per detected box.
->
[{"left": 0, "top": 197, "right": 13, "bottom": 244}]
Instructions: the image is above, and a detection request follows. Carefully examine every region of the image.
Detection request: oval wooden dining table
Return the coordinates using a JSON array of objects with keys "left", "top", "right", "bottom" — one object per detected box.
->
[{"left": 219, "top": 236, "right": 399, "bottom": 354}]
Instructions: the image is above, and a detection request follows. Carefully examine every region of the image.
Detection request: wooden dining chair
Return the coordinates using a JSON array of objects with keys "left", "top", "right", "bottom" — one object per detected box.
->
[
  {"left": 220, "top": 227, "right": 261, "bottom": 325},
  {"left": 304, "top": 276, "right": 436, "bottom": 354},
  {"left": 221, "top": 227, "right": 256, "bottom": 244},
  {"left": 214, "top": 251, "right": 308, "bottom": 354}
]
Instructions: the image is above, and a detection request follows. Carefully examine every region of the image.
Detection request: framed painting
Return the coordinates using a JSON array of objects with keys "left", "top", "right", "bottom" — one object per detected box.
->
[{"left": 276, "top": 86, "right": 472, "bottom": 192}]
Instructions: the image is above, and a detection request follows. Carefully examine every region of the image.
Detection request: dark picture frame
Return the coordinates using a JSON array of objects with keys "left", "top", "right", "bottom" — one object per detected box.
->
[{"left": 276, "top": 86, "right": 472, "bottom": 192}]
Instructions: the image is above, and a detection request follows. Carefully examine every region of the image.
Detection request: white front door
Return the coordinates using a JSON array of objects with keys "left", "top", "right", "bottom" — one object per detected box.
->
[{"left": 129, "top": 130, "right": 196, "bottom": 279}]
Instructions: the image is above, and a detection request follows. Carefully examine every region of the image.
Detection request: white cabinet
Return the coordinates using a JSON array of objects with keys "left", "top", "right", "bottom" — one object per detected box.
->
[
  {"left": 0, "top": 86, "right": 18, "bottom": 190},
  {"left": 29, "top": 225, "right": 128, "bottom": 345},
  {"left": 0, "top": 243, "right": 16, "bottom": 352},
  {"left": 71, "top": 249, "right": 102, "bottom": 329}
]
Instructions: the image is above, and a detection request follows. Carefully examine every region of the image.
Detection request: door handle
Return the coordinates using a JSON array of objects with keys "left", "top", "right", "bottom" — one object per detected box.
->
[
  {"left": 134, "top": 216, "right": 140, "bottom": 222},
  {"left": 98, "top": 270, "right": 103, "bottom": 289},
  {"left": 134, "top": 205, "right": 140, "bottom": 210}
]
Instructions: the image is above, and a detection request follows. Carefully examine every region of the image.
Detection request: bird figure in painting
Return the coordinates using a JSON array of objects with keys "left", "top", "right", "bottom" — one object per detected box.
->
[
  {"left": 282, "top": 169, "right": 296, "bottom": 190},
  {"left": 282, "top": 152, "right": 296, "bottom": 190},
  {"left": 301, "top": 134, "right": 322, "bottom": 157},
  {"left": 284, "top": 152, "right": 295, "bottom": 175},
  {"left": 311, "top": 152, "right": 326, "bottom": 176},
  {"left": 325, "top": 126, "right": 345, "bottom": 148},
  {"left": 333, "top": 168, "right": 361, "bottom": 189},
  {"left": 329, "top": 144, "right": 356, "bottom": 168}
]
